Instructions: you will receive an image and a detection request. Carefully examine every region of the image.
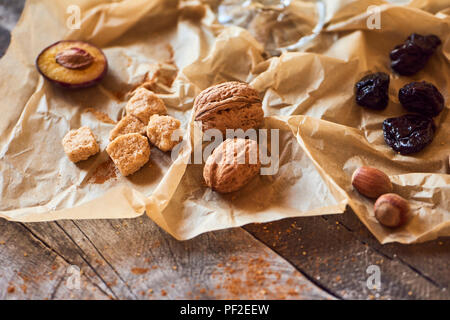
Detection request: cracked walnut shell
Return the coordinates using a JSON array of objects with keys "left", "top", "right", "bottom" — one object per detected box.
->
[
  {"left": 203, "top": 138, "right": 261, "bottom": 193},
  {"left": 193, "top": 82, "right": 264, "bottom": 135}
]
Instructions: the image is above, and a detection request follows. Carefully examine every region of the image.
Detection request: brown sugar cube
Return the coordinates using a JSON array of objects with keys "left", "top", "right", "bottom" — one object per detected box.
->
[
  {"left": 146, "top": 115, "right": 182, "bottom": 152},
  {"left": 109, "top": 115, "right": 146, "bottom": 141},
  {"left": 125, "top": 88, "right": 167, "bottom": 124},
  {"left": 62, "top": 126, "right": 100, "bottom": 163},
  {"left": 106, "top": 133, "right": 150, "bottom": 176}
]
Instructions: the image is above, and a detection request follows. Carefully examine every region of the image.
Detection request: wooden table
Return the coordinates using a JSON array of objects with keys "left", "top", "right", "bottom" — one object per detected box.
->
[{"left": 0, "top": 1, "right": 448, "bottom": 300}]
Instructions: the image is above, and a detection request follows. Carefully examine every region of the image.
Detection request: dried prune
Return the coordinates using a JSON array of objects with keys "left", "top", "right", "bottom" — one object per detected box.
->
[
  {"left": 383, "top": 114, "right": 435, "bottom": 155},
  {"left": 355, "top": 72, "right": 390, "bottom": 110},
  {"left": 399, "top": 81, "right": 444, "bottom": 117},
  {"left": 390, "top": 34, "right": 441, "bottom": 76}
]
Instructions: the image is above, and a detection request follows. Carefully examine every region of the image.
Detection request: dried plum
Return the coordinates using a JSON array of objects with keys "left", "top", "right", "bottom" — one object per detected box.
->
[
  {"left": 355, "top": 72, "right": 390, "bottom": 110},
  {"left": 390, "top": 34, "right": 441, "bottom": 76},
  {"left": 383, "top": 114, "right": 435, "bottom": 155},
  {"left": 399, "top": 81, "right": 444, "bottom": 117}
]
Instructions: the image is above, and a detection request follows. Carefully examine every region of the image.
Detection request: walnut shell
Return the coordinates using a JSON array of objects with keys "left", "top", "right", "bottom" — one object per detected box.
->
[
  {"left": 194, "top": 82, "right": 264, "bottom": 135},
  {"left": 203, "top": 138, "right": 261, "bottom": 193}
]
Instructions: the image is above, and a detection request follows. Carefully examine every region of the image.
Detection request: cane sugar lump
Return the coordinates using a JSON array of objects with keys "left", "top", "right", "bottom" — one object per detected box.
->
[
  {"left": 106, "top": 133, "right": 150, "bottom": 176},
  {"left": 62, "top": 126, "right": 100, "bottom": 163}
]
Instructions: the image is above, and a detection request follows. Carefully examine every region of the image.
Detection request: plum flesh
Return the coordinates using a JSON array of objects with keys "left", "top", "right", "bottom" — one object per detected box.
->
[{"left": 36, "top": 40, "right": 108, "bottom": 89}]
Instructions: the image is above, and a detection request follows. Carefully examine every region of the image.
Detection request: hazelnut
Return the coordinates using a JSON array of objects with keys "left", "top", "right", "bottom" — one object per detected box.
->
[
  {"left": 374, "top": 193, "right": 410, "bottom": 228},
  {"left": 203, "top": 138, "right": 261, "bottom": 193},
  {"left": 351, "top": 166, "right": 393, "bottom": 198},
  {"left": 193, "top": 82, "right": 264, "bottom": 135}
]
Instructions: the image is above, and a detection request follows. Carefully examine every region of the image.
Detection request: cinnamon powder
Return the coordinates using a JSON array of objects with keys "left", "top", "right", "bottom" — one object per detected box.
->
[{"left": 88, "top": 159, "right": 118, "bottom": 184}]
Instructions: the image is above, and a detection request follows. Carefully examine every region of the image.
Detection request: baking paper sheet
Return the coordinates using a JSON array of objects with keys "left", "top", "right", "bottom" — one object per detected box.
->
[{"left": 0, "top": 0, "right": 448, "bottom": 243}]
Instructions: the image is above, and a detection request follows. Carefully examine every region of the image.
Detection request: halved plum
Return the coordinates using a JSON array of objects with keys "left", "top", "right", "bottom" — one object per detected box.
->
[{"left": 36, "top": 40, "right": 108, "bottom": 89}]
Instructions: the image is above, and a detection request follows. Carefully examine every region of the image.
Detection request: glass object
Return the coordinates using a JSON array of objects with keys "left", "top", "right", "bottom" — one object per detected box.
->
[{"left": 215, "top": 0, "right": 326, "bottom": 56}]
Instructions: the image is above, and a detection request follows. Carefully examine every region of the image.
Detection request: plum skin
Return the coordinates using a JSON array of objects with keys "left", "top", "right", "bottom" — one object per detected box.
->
[{"left": 36, "top": 40, "right": 108, "bottom": 89}]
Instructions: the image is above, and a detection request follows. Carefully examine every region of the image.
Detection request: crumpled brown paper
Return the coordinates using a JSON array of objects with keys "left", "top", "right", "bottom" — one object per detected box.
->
[{"left": 0, "top": 0, "right": 448, "bottom": 243}]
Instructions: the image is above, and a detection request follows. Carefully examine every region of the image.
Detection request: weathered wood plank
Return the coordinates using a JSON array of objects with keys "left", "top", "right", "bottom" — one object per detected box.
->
[
  {"left": 245, "top": 210, "right": 449, "bottom": 300},
  {"left": 334, "top": 208, "right": 450, "bottom": 289},
  {"left": 0, "top": 219, "right": 110, "bottom": 299},
  {"left": 20, "top": 221, "right": 127, "bottom": 299},
  {"left": 22, "top": 217, "right": 334, "bottom": 300}
]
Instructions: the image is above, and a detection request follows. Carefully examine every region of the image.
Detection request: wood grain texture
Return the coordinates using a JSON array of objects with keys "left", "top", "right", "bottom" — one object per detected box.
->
[
  {"left": 0, "top": 218, "right": 334, "bottom": 300},
  {"left": 245, "top": 208, "right": 449, "bottom": 300},
  {"left": 0, "top": 220, "right": 110, "bottom": 300}
]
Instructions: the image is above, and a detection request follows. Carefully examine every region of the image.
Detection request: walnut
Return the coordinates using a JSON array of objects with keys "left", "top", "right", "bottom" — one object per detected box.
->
[
  {"left": 203, "top": 138, "right": 261, "bottom": 193},
  {"left": 193, "top": 82, "right": 264, "bottom": 135},
  {"left": 146, "top": 115, "right": 182, "bottom": 152}
]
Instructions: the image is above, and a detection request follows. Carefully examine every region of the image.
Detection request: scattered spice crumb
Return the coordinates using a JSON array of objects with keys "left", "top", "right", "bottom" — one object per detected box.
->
[
  {"left": 88, "top": 160, "right": 118, "bottom": 184},
  {"left": 161, "top": 289, "right": 167, "bottom": 296},
  {"left": 83, "top": 108, "right": 115, "bottom": 124},
  {"left": 7, "top": 286, "right": 15, "bottom": 294},
  {"left": 131, "top": 267, "right": 149, "bottom": 275}
]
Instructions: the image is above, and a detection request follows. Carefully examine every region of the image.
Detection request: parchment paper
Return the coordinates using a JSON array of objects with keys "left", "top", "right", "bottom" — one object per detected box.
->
[{"left": 0, "top": 0, "right": 448, "bottom": 244}]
